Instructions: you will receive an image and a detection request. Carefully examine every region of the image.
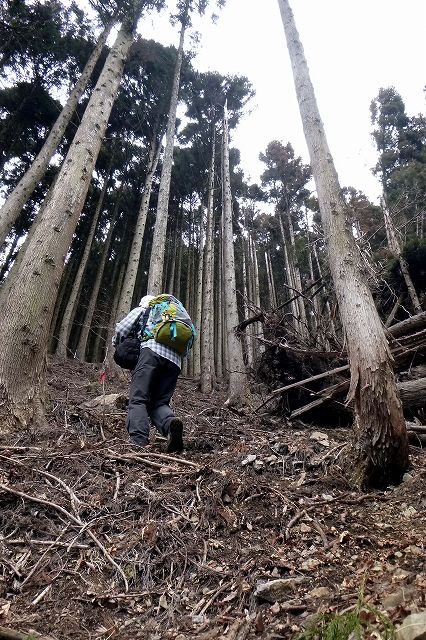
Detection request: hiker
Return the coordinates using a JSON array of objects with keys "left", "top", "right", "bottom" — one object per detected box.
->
[{"left": 113, "top": 294, "right": 195, "bottom": 452}]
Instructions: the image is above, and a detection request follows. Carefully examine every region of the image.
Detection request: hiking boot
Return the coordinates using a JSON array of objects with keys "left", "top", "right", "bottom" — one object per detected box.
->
[{"left": 167, "top": 418, "right": 184, "bottom": 453}]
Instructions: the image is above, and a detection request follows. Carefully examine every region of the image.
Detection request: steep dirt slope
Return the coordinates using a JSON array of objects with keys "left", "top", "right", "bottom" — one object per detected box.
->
[{"left": 0, "top": 358, "right": 425, "bottom": 639}]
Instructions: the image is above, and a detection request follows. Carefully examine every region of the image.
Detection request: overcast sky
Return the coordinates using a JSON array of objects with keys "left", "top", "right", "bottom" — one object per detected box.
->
[{"left": 140, "top": 0, "right": 425, "bottom": 203}]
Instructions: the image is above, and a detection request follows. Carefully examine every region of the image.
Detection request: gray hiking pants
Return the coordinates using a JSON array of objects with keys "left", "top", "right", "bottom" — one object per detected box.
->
[{"left": 126, "top": 347, "right": 180, "bottom": 445}]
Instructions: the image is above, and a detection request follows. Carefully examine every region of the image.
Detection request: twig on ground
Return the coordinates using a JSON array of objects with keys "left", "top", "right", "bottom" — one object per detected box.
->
[
  {"left": 0, "top": 483, "right": 129, "bottom": 592},
  {"left": 199, "top": 582, "right": 232, "bottom": 615},
  {"left": 3, "top": 539, "right": 89, "bottom": 549},
  {"left": 113, "top": 471, "right": 120, "bottom": 501},
  {"left": 31, "top": 584, "right": 51, "bottom": 605},
  {"left": 19, "top": 525, "right": 69, "bottom": 591},
  {"left": 285, "top": 509, "right": 308, "bottom": 540},
  {"left": 133, "top": 451, "right": 200, "bottom": 468},
  {"left": 311, "top": 518, "right": 329, "bottom": 549}
]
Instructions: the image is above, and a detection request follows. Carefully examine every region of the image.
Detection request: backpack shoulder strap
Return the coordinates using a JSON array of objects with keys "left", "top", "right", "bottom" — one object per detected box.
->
[{"left": 140, "top": 307, "right": 150, "bottom": 333}]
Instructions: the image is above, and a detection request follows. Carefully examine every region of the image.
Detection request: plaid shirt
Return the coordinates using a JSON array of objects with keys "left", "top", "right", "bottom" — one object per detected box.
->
[{"left": 113, "top": 306, "right": 181, "bottom": 369}]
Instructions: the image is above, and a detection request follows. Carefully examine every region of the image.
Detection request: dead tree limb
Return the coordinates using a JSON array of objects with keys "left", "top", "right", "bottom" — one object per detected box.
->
[
  {"left": 387, "top": 311, "right": 426, "bottom": 338},
  {"left": 255, "top": 365, "right": 350, "bottom": 411},
  {"left": 289, "top": 377, "right": 426, "bottom": 420},
  {"left": 289, "top": 381, "right": 350, "bottom": 419},
  {"left": 238, "top": 278, "right": 323, "bottom": 333},
  {"left": 385, "top": 294, "right": 404, "bottom": 328}
]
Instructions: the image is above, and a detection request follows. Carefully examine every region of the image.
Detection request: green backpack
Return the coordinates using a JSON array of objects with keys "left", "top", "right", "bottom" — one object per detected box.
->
[{"left": 142, "top": 294, "right": 196, "bottom": 356}]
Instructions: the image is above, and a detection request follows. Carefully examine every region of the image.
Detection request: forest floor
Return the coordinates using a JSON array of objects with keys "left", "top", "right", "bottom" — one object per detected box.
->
[{"left": 0, "top": 358, "right": 425, "bottom": 640}]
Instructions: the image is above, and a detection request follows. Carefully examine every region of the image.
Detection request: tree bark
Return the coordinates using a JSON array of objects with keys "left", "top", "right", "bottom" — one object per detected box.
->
[
  {"left": 242, "top": 240, "right": 253, "bottom": 368},
  {"left": 383, "top": 202, "right": 422, "bottom": 314},
  {"left": 114, "top": 127, "right": 161, "bottom": 321},
  {"left": 75, "top": 193, "right": 121, "bottom": 361},
  {"left": 265, "top": 250, "right": 277, "bottom": 309},
  {"left": 286, "top": 209, "right": 308, "bottom": 336},
  {"left": 0, "top": 22, "right": 134, "bottom": 429},
  {"left": 56, "top": 164, "right": 112, "bottom": 358},
  {"left": 0, "top": 18, "right": 115, "bottom": 247},
  {"left": 278, "top": 0, "right": 409, "bottom": 488},
  {"left": 147, "top": 19, "right": 186, "bottom": 294},
  {"left": 279, "top": 214, "right": 299, "bottom": 332},
  {"left": 200, "top": 135, "right": 216, "bottom": 391},
  {"left": 250, "top": 233, "right": 265, "bottom": 355},
  {"left": 192, "top": 207, "right": 205, "bottom": 379},
  {"left": 215, "top": 231, "right": 224, "bottom": 381},
  {"left": 221, "top": 104, "right": 247, "bottom": 401}
]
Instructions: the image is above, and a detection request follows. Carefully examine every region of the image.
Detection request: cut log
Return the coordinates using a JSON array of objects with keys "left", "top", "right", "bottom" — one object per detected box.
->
[
  {"left": 407, "top": 432, "right": 426, "bottom": 446},
  {"left": 398, "top": 378, "right": 426, "bottom": 411},
  {"left": 289, "top": 377, "right": 426, "bottom": 420},
  {"left": 387, "top": 311, "right": 426, "bottom": 339}
]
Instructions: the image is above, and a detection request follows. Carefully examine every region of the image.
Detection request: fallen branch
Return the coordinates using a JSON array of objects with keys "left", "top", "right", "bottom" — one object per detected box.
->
[
  {"left": 289, "top": 376, "right": 426, "bottom": 420},
  {"left": 385, "top": 294, "right": 404, "bottom": 328},
  {"left": 289, "top": 381, "right": 349, "bottom": 420},
  {"left": 255, "top": 365, "right": 349, "bottom": 411},
  {"left": 386, "top": 310, "right": 426, "bottom": 338},
  {"left": 105, "top": 450, "right": 194, "bottom": 473},
  {"left": 0, "top": 626, "right": 53, "bottom": 640},
  {"left": 134, "top": 451, "right": 201, "bottom": 468}
]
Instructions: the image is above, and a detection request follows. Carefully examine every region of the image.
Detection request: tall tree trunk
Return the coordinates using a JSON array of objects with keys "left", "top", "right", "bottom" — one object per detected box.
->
[
  {"left": 115, "top": 128, "right": 161, "bottom": 320},
  {"left": 312, "top": 242, "right": 337, "bottom": 340},
  {"left": 278, "top": 0, "right": 408, "bottom": 488},
  {"left": 0, "top": 18, "right": 116, "bottom": 247},
  {"left": 242, "top": 241, "right": 253, "bottom": 368},
  {"left": 185, "top": 201, "right": 195, "bottom": 377},
  {"left": 192, "top": 208, "right": 205, "bottom": 380},
  {"left": 305, "top": 209, "right": 325, "bottom": 347},
  {"left": 215, "top": 232, "right": 224, "bottom": 381},
  {"left": 250, "top": 233, "right": 265, "bottom": 355},
  {"left": 0, "top": 232, "right": 19, "bottom": 282},
  {"left": 174, "top": 206, "right": 184, "bottom": 297},
  {"left": 265, "top": 250, "right": 277, "bottom": 309},
  {"left": 279, "top": 214, "right": 299, "bottom": 331},
  {"left": 287, "top": 210, "right": 309, "bottom": 336},
  {"left": 0, "top": 21, "right": 135, "bottom": 429},
  {"left": 200, "top": 133, "right": 216, "bottom": 392},
  {"left": 165, "top": 209, "right": 178, "bottom": 293},
  {"left": 49, "top": 236, "right": 86, "bottom": 353},
  {"left": 105, "top": 257, "right": 127, "bottom": 355},
  {"left": 75, "top": 194, "right": 122, "bottom": 361},
  {"left": 147, "top": 20, "right": 186, "bottom": 294},
  {"left": 56, "top": 163, "right": 112, "bottom": 358},
  {"left": 221, "top": 104, "right": 247, "bottom": 402},
  {"left": 383, "top": 200, "right": 422, "bottom": 314}
]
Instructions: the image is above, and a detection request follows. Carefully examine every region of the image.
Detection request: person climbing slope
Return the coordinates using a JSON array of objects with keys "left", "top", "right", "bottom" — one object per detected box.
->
[{"left": 113, "top": 294, "right": 196, "bottom": 452}]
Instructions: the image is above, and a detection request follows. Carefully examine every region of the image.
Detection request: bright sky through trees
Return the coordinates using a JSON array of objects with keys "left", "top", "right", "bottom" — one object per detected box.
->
[{"left": 140, "top": 0, "right": 425, "bottom": 202}]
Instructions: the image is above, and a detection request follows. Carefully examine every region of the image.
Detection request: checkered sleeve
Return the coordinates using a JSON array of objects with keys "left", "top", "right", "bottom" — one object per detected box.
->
[{"left": 112, "top": 307, "right": 143, "bottom": 345}]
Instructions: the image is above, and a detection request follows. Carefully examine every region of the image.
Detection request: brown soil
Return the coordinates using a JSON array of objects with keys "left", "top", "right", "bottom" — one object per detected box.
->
[{"left": 0, "top": 357, "right": 425, "bottom": 639}]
